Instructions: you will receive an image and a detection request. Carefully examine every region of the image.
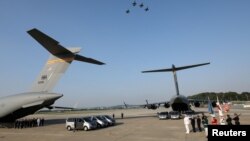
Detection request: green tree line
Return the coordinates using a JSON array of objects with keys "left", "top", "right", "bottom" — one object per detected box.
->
[{"left": 187, "top": 92, "right": 250, "bottom": 101}]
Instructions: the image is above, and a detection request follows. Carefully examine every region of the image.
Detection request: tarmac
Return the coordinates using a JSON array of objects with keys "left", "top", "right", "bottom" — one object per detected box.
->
[{"left": 0, "top": 107, "right": 249, "bottom": 141}]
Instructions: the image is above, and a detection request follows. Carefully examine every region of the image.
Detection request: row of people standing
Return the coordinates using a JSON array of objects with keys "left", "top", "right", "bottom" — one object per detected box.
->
[
  {"left": 204, "top": 113, "right": 240, "bottom": 138},
  {"left": 184, "top": 114, "right": 203, "bottom": 134},
  {"left": 14, "top": 117, "right": 45, "bottom": 129},
  {"left": 226, "top": 113, "right": 240, "bottom": 125},
  {"left": 184, "top": 113, "right": 241, "bottom": 136},
  {"left": 210, "top": 113, "right": 240, "bottom": 125}
]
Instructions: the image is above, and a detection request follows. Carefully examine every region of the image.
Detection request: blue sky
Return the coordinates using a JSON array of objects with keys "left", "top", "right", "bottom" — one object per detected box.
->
[{"left": 0, "top": 0, "right": 250, "bottom": 107}]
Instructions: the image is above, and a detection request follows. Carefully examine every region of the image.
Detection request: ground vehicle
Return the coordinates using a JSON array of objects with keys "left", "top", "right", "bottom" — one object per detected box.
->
[
  {"left": 92, "top": 116, "right": 109, "bottom": 128},
  {"left": 158, "top": 112, "right": 169, "bottom": 120},
  {"left": 102, "top": 115, "right": 116, "bottom": 126},
  {"left": 65, "top": 117, "right": 97, "bottom": 131},
  {"left": 169, "top": 111, "right": 181, "bottom": 119}
]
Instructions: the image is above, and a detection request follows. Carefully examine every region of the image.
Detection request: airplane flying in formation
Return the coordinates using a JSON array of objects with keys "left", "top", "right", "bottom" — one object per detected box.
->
[
  {"left": 126, "top": 1, "right": 149, "bottom": 13},
  {"left": 126, "top": 63, "right": 210, "bottom": 112},
  {"left": 132, "top": 1, "right": 137, "bottom": 6},
  {"left": 0, "top": 28, "right": 104, "bottom": 124}
]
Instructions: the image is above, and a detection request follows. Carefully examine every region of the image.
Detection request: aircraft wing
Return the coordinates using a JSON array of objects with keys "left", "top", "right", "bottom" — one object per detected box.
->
[
  {"left": 123, "top": 102, "right": 145, "bottom": 109},
  {"left": 187, "top": 98, "right": 219, "bottom": 109},
  {"left": 123, "top": 101, "right": 170, "bottom": 110},
  {"left": 46, "top": 105, "right": 76, "bottom": 110}
]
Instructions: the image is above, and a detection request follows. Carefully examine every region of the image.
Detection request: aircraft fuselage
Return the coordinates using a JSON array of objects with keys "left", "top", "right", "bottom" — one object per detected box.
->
[{"left": 169, "top": 95, "right": 190, "bottom": 112}]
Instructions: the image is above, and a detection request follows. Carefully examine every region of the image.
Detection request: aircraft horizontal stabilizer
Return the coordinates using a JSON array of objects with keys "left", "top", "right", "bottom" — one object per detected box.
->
[
  {"left": 75, "top": 54, "right": 105, "bottom": 65},
  {"left": 27, "top": 28, "right": 72, "bottom": 55},
  {"left": 27, "top": 28, "right": 105, "bottom": 65},
  {"left": 142, "top": 62, "right": 210, "bottom": 73},
  {"left": 172, "top": 62, "right": 210, "bottom": 71}
]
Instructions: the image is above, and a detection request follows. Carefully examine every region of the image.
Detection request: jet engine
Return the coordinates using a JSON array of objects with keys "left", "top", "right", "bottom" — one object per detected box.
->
[
  {"left": 145, "top": 104, "right": 158, "bottom": 110},
  {"left": 164, "top": 102, "right": 170, "bottom": 108},
  {"left": 149, "top": 104, "right": 158, "bottom": 110},
  {"left": 194, "top": 101, "right": 200, "bottom": 107}
]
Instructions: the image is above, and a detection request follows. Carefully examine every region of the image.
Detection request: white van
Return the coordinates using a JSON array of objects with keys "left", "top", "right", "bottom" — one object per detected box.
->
[{"left": 65, "top": 117, "right": 97, "bottom": 131}]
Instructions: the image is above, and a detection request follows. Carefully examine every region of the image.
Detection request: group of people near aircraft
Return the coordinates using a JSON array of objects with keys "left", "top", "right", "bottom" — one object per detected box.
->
[
  {"left": 184, "top": 112, "right": 241, "bottom": 138},
  {"left": 14, "top": 117, "right": 45, "bottom": 129},
  {"left": 220, "top": 113, "right": 241, "bottom": 125},
  {"left": 184, "top": 114, "right": 203, "bottom": 134}
]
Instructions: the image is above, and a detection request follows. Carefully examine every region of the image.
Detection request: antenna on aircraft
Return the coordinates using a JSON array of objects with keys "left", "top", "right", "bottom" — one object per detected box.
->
[{"left": 142, "top": 62, "right": 210, "bottom": 96}]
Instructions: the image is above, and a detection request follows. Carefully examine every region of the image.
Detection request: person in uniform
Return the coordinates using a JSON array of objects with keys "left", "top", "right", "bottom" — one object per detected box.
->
[
  {"left": 183, "top": 114, "right": 190, "bottom": 134},
  {"left": 233, "top": 113, "right": 240, "bottom": 125},
  {"left": 226, "top": 114, "right": 233, "bottom": 125},
  {"left": 190, "top": 115, "right": 196, "bottom": 132},
  {"left": 202, "top": 116, "right": 208, "bottom": 138},
  {"left": 196, "top": 115, "right": 202, "bottom": 132}
]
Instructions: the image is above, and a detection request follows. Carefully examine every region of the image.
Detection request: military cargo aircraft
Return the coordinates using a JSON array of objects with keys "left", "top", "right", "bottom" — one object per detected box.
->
[
  {"left": 0, "top": 28, "right": 104, "bottom": 124},
  {"left": 139, "top": 63, "right": 210, "bottom": 112}
]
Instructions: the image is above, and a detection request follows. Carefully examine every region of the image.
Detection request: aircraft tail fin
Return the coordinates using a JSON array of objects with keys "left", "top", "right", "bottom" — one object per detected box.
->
[
  {"left": 28, "top": 28, "right": 105, "bottom": 92},
  {"left": 142, "top": 62, "right": 210, "bottom": 96},
  {"left": 123, "top": 101, "right": 128, "bottom": 108}
]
